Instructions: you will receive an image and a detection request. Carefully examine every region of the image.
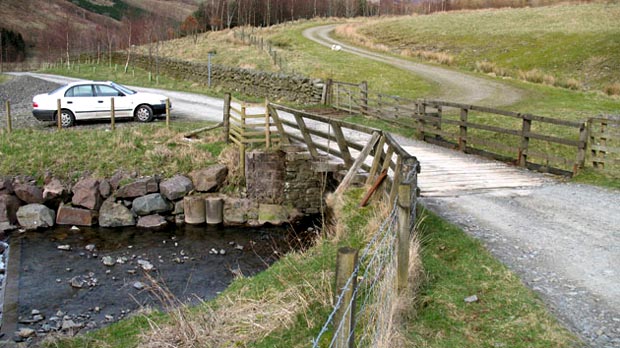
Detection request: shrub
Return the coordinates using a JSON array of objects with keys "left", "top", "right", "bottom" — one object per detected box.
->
[
  {"left": 543, "top": 74, "right": 556, "bottom": 86},
  {"left": 519, "top": 69, "right": 545, "bottom": 84},
  {"left": 559, "top": 78, "right": 582, "bottom": 90}
]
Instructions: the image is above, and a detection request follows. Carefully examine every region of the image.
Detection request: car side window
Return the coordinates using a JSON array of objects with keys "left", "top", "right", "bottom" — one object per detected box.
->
[
  {"left": 65, "top": 85, "right": 94, "bottom": 98},
  {"left": 96, "top": 85, "right": 122, "bottom": 97}
]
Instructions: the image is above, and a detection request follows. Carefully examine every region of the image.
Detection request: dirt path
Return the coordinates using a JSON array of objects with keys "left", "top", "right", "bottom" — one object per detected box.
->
[{"left": 303, "top": 25, "right": 523, "bottom": 106}]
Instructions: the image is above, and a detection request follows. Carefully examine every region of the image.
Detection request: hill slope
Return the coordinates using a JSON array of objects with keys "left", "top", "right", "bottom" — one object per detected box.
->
[{"left": 335, "top": 4, "right": 620, "bottom": 93}]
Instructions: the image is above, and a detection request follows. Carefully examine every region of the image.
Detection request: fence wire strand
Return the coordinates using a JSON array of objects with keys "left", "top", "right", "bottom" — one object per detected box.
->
[{"left": 312, "top": 164, "right": 418, "bottom": 348}]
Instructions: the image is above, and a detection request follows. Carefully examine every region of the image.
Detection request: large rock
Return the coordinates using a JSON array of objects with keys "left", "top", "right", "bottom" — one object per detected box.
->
[
  {"left": 258, "top": 204, "right": 290, "bottom": 225},
  {"left": 56, "top": 204, "right": 97, "bottom": 226},
  {"left": 115, "top": 177, "right": 158, "bottom": 199},
  {"left": 160, "top": 175, "right": 193, "bottom": 201},
  {"left": 132, "top": 193, "right": 173, "bottom": 216},
  {"left": 98, "top": 180, "right": 112, "bottom": 199},
  {"left": 99, "top": 198, "right": 135, "bottom": 227},
  {"left": 72, "top": 178, "right": 102, "bottom": 210},
  {"left": 189, "top": 165, "right": 228, "bottom": 192},
  {"left": 0, "top": 177, "right": 13, "bottom": 194},
  {"left": 43, "top": 178, "right": 68, "bottom": 201},
  {"left": 0, "top": 194, "right": 21, "bottom": 224},
  {"left": 224, "top": 198, "right": 258, "bottom": 225},
  {"left": 14, "top": 182, "right": 44, "bottom": 204},
  {"left": 136, "top": 214, "right": 168, "bottom": 229},
  {"left": 16, "top": 204, "right": 55, "bottom": 230}
]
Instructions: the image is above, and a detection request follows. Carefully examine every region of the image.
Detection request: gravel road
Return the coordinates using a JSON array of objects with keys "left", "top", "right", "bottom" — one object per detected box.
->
[
  {"left": 2, "top": 73, "right": 619, "bottom": 347},
  {"left": 303, "top": 25, "right": 524, "bottom": 106}
]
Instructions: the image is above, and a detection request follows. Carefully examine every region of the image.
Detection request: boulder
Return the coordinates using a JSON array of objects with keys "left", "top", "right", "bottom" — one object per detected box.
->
[
  {"left": 99, "top": 198, "right": 135, "bottom": 227},
  {"left": 56, "top": 204, "right": 97, "bottom": 226},
  {"left": 98, "top": 180, "right": 112, "bottom": 198},
  {"left": 16, "top": 204, "right": 55, "bottom": 230},
  {"left": 132, "top": 193, "right": 173, "bottom": 216},
  {"left": 223, "top": 198, "right": 258, "bottom": 225},
  {"left": 72, "top": 178, "right": 102, "bottom": 210},
  {"left": 0, "top": 177, "right": 13, "bottom": 194},
  {"left": 115, "top": 177, "right": 158, "bottom": 199},
  {"left": 0, "top": 221, "right": 17, "bottom": 233},
  {"left": 189, "top": 165, "right": 228, "bottom": 192},
  {"left": 173, "top": 200, "right": 184, "bottom": 215},
  {"left": 160, "top": 175, "right": 193, "bottom": 201},
  {"left": 136, "top": 214, "right": 168, "bottom": 229},
  {"left": 0, "top": 194, "right": 21, "bottom": 224},
  {"left": 258, "top": 204, "right": 290, "bottom": 225},
  {"left": 14, "top": 182, "right": 44, "bottom": 204}
]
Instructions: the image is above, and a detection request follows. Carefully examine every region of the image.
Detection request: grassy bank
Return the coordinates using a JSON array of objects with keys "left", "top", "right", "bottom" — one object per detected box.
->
[
  {"left": 0, "top": 121, "right": 224, "bottom": 182},
  {"left": 341, "top": 4, "right": 620, "bottom": 94}
]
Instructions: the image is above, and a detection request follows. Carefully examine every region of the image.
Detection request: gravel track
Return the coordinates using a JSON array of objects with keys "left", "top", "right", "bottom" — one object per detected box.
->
[
  {"left": 2, "top": 73, "right": 620, "bottom": 347},
  {"left": 303, "top": 25, "right": 524, "bottom": 106}
]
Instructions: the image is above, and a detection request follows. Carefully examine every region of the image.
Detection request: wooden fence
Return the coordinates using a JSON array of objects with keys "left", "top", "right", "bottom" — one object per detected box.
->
[
  {"left": 223, "top": 94, "right": 283, "bottom": 175},
  {"left": 588, "top": 116, "right": 620, "bottom": 171},
  {"left": 328, "top": 80, "right": 593, "bottom": 176},
  {"left": 267, "top": 102, "right": 419, "bottom": 203}
]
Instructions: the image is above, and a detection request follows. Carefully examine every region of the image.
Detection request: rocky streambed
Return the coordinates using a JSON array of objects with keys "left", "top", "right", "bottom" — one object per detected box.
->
[{"left": 1, "top": 219, "right": 319, "bottom": 345}]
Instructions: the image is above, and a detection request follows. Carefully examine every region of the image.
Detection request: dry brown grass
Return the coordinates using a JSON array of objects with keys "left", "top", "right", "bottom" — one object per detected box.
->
[
  {"left": 560, "top": 78, "right": 582, "bottom": 90},
  {"left": 402, "top": 49, "right": 455, "bottom": 65},
  {"left": 139, "top": 256, "right": 333, "bottom": 348},
  {"left": 604, "top": 82, "right": 620, "bottom": 96},
  {"left": 518, "top": 68, "right": 545, "bottom": 84}
]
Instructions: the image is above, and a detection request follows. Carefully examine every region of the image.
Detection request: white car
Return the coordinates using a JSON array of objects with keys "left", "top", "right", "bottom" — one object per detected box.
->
[{"left": 32, "top": 81, "right": 170, "bottom": 127}]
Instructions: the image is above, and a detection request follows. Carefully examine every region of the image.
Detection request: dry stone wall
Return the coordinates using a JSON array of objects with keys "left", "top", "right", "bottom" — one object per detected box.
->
[{"left": 107, "top": 53, "right": 324, "bottom": 104}]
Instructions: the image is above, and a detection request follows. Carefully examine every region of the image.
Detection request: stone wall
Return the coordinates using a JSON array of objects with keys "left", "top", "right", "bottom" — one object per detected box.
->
[
  {"left": 245, "top": 147, "right": 324, "bottom": 215},
  {"left": 106, "top": 53, "right": 324, "bottom": 104}
]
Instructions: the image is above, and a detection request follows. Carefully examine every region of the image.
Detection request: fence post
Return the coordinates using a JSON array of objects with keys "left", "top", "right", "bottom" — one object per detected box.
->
[
  {"left": 110, "top": 98, "right": 115, "bottom": 131},
  {"left": 334, "top": 247, "right": 358, "bottom": 348},
  {"left": 435, "top": 105, "right": 443, "bottom": 140},
  {"left": 240, "top": 103, "right": 247, "bottom": 177},
  {"left": 359, "top": 81, "right": 368, "bottom": 114},
  {"left": 321, "top": 79, "right": 333, "bottom": 106},
  {"left": 416, "top": 100, "right": 426, "bottom": 140},
  {"left": 518, "top": 115, "right": 532, "bottom": 167},
  {"left": 459, "top": 107, "right": 468, "bottom": 151},
  {"left": 397, "top": 157, "right": 417, "bottom": 293},
  {"left": 264, "top": 98, "right": 271, "bottom": 148},
  {"left": 223, "top": 93, "right": 231, "bottom": 143},
  {"left": 56, "top": 99, "right": 62, "bottom": 130},
  {"left": 165, "top": 98, "right": 171, "bottom": 129},
  {"left": 5, "top": 101, "right": 11, "bottom": 133},
  {"left": 574, "top": 121, "right": 589, "bottom": 175}
]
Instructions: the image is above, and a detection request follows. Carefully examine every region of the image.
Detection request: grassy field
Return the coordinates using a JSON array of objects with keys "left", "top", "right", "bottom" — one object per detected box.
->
[
  {"left": 0, "top": 121, "right": 224, "bottom": 182},
  {"left": 338, "top": 4, "right": 620, "bottom": 94}
]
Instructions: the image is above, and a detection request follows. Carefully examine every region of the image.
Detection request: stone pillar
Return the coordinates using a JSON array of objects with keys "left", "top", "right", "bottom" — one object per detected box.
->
[
  {"left": 184, "top": 196, "right": 206, "bottom": 224},
  {"left": 205, "top": 198, "right": 223, "bottom": 225}
]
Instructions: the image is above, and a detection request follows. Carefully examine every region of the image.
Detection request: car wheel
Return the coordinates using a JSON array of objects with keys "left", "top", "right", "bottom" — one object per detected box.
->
[
  {"left": 134, "top": 105, "right": 154, "bottom": 122},
  {"left": 59, "top": 109, "right": 75, "bottom": 128}
]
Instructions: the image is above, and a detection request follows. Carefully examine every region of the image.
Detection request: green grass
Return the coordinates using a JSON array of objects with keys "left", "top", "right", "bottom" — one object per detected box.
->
[
  {"left": 408, "top": 209, "right": 579, "bottom": 348},
  {"left": 0, "top": 121, "right": 224, "bottom": 181},
  {"left": 349, "top": 4, "right": 620, "bottom": 92},
  {"left": 265, "top": 21, "right": 435, "bottom": 99}
]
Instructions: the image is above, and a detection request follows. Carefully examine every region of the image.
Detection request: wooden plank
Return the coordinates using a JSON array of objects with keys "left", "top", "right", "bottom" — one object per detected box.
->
[
  {"left": 335, "top": 132, "right": 381, "bottom": 196},
  {"left": 360, "top": 169, "right": 388, "bottom": 207},
  {"left": 523, "top": 131, "right": 580, "bottom": 147},
  {"left": 367, "top": 135, "right": 387, "bottom": 185},
  {"left": 466, "top": 137, "right": 520, "bottom": 155},
  {"left": 384, "top": 133, "right": 412, "bottom": 159},
  {"left": 332, "top": 124, "right": 354, "bottom": 167},
  {"left": 389, "top": 155, "right": 402, "bottom": 206},
  {"left": 293, "top": 113, "right": 319, "bottom": 158},
  {"left": 590, "top": 144, "right": 620, "bottom": 154},
  {"left": 270, "top": 103, "right": 379, "bottom": 134},
  {"left": 267, "top": 104, "right": 290, "bottom": 144},
  {"left": 286, "top": 133, "right": 346, "bottom": 161},
  {"left": 380, "top": 146, "right": 395, "bottom": 172}
]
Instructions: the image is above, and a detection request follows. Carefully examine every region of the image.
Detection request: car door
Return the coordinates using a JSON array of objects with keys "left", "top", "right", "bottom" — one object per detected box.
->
[
  {"left": 95, "top": 84, "right": 133, "bottom": 118},
  {"left": 63, "top": 84, "right": 97, "bottom": 119}
]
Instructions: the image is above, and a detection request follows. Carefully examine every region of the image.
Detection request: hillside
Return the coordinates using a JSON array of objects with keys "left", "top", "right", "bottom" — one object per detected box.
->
[
  {"left": 334, "top": 4, "right": 620, "bottom": 93},
  {"left": 0, "top": 0, "right": 199, "bottom": 59}
]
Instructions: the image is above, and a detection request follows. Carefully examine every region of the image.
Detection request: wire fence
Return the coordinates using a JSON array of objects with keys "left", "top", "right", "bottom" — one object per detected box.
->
[
  {"left": 313, "top": 161, "right": 418, "bottom": 348},
  {"left": 233, "top": 28, "right": 290, "bottom": 73}
]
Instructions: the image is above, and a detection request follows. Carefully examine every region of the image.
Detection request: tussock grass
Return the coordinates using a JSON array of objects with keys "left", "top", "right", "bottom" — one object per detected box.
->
[{"left": 604, "top": 82, "right": 620, "bottom": 96}]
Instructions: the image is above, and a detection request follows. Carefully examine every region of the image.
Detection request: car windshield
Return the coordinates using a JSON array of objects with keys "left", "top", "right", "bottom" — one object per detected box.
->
[
  {"left": 48, "top": 85, "right": 67, "bottom": 95},
  {"left": 110, "top": 82, "right": 136, "bottom": 95}
]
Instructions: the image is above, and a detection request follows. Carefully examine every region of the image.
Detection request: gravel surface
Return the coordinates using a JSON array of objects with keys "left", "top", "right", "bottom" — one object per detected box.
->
[
  {"left": 303, "top": 25, "right": 524, "bottom": 107},
  {"left": 4, "top": 73, "right": 620, "bottom": 347},
  {"left": 0, "top": 75, "right": 61, "bottom": 129}
]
